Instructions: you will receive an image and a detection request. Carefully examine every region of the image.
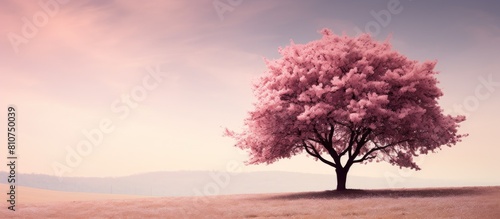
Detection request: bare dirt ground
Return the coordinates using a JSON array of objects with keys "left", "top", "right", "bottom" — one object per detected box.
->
[{"left": 1, "top": 184, "right": 499, "bottom": 218}]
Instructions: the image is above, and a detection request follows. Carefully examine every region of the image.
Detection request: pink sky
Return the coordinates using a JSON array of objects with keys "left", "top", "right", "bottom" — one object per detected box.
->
[{"left": 1, "top": 0, "right": 499, "bottom": 185}]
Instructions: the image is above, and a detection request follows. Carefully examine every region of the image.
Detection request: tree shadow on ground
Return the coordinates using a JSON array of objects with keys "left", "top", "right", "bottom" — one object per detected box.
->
[{"left": 264, "top": 187, "right": 487, "bottom": 200}]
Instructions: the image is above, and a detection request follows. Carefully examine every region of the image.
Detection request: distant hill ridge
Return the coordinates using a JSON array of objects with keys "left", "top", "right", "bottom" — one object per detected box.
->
[{"left": 0, "top": 171, "right": 493, "bottom": 197}]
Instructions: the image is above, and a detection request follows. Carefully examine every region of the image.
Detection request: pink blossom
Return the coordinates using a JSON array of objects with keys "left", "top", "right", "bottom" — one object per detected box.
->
[
  {"left": 226, "top": 29, "right": 467, "bottom": 190},
  {"left": 349, "top": 113, "right": 362, "bottom": 123}
]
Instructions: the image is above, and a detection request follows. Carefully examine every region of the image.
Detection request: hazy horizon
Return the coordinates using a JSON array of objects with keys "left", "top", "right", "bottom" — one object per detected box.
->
[
  {"left": 1, "top": 0, "right": 499, "bottom": 187},
  {"left": 2, "top": 170, "right": 498, "bottom": 198}
]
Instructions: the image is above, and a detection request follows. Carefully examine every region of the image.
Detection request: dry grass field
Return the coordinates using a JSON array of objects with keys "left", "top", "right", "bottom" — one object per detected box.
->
[{"left": 1, "top": 184, "right": 499, "bottom": 218}]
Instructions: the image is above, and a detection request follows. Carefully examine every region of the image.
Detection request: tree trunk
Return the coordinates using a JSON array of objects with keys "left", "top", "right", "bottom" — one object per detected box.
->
[{"left": 335, "top": 168, "right": 348, "bottom": 191}]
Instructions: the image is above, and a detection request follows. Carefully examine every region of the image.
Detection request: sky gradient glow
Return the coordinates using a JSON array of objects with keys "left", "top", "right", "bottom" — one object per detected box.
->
[{"left": 1, "top": 0, "right": 499, "bottom": 185}]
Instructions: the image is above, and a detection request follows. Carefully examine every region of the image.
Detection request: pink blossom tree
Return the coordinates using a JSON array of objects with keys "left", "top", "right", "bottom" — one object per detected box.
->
[{"left": 225, "top": 29, "right": 467, "bottom": 190}]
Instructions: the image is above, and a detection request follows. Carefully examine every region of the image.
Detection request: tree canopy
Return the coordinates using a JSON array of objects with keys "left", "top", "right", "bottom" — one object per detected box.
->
[{"left": 225, "top": 29, "right": 467, "bottom": 190}]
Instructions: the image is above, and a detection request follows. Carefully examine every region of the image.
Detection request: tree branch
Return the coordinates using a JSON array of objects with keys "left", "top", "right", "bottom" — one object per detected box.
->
[
  {"left": 339, "top": 129, "right": 356, "bottom": 157},
  {"left": 312, "top": 127, "right": 341, "bottom": 165},
  {"left": 350, "top": 129, "right": 372, "bottom": 159},
  {"left": 340, "top": 66, "right": 349, "bottom": 74},
  {"left": 352, "top": 139, "right": 411, "bottom": 163},
  {"left": 352, "top": 155, "right": 376, "bottom": 163},
  {"left": 327, "top": 123, "right": 335, "bottom": 145},
  {"left": 302, "top": 141, "right": 337, "bottom": 167},
  {"left": 344, "top": 129, "right": 372, "bottom": 169},
  {"left": 312, "top": 127, "right": 327, "bottom": 145}
]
